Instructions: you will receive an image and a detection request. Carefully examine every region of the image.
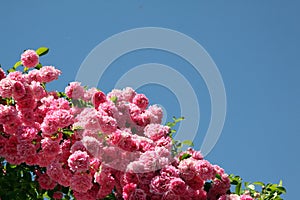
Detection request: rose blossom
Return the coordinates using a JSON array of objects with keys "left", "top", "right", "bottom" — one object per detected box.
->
[
  {"left": 53, "top": 192, "right": 63, "bottom": 199},
  {"left": 68, "top": 150, "right": 90, "bottom": 172},
  {"left": 168, "top": 177, "right": 187, "bottom": 195},
  {"left": 95, "top": 170, "right": 115, "bottom": 198},
  {"left": 41, "top": 118, "right": 59, "bottom": 137},
  {"left": 129, "top": 104, "right": 150, "bottom": 126},
  {"left": 65, "top": 81, "right": 85, "bottom": 100},
  {"left": 17, "top": 141, "right": 36, "bottom": 160},
  {"left": 132, "top": 93, "right": 149, "bottom": 110},
  {"left": 41, "top": 137, "right": 60, "bottom": 157},
  {"left": 122, "top": 183, "right": 137, "bottom": 200},
  {"left": 144, "top": 123, "right": 170, "bottom": 141},
  {"left": 195, "top": 159, "right": 215, "bottom": 180},
  {"left": 71, "top": 141, "right": 87, "bottom": 153},
  {"left": 21, "top": 49, "right": 39, "bottom": 68},
  {"left": 73, "top": 184, "right": 99, "bottom": 200},
  {"left": 82, "top": 136, "right": 102, "bottom": 157},
  {"left": 0, "top": 68, "right": 6, "bottom": 80},
  {"left": 70, "top": 172, "right": 93, "bottom": 193},
  {"left": 3, "top": 119, "right": 21, "bottom": 135},
  {"left": 218, "top": 194, "right": 240, "bottom": 200},
  {"left": 98, "top": 115, "right": 117, "bottom": 133},
  {"left": 30, "top": 81, "right": 46, "bottom": 99},
  {"left": 240, "top": 194, "right": 254, "bottom": 200},
  {"left": 46, "top": 161, "right": 64, "bottom": 182},
  {"left": 107, "top": 87, "right": 136, "bottom": 104},
  {"left": 38, "top": 66, "right": 61, "bottom": 83},
  {"left": 148, "top": 105, "right": 163, "bottom": 124},
  {"left": 0, "top": 105, "right": 18, "bottom": 124},
  {"left": 12, "top": 81, "right": 26, "bottom": 100},
  {"left": 150, "top": 176, "right": 170, "bottom": 194},
  {"left": 92, "top": 90, "right": 106, "bottom": 109},
  {"left": 7, "top": 71, "right": 25, "bottom": 82},
  {"left": 162, "top": 191, "right": 180, "bottom": 200},
  {"left": 37, "top": 173, "right": 56, "bottom": 190},
  {"left": 0, "top": 78, "right": 13, "bottom": 98}
]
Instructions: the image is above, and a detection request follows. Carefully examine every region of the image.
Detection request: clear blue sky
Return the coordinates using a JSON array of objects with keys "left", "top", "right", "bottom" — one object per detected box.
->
[{"left": 1, "top": 1, "right": 299, "bottom": 199}]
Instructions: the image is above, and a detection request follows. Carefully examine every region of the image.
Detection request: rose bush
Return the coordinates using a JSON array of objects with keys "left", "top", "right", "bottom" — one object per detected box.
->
[{"left": 0, "top": 47, "right": 285, "bottom": 200}]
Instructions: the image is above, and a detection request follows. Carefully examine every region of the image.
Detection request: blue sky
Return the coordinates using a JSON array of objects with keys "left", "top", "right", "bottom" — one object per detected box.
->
[{"left": 0, "top": 1, "right": 299, "bottom": 199}]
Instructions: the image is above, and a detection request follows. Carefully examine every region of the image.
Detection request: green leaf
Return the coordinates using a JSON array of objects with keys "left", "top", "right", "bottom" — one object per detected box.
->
[
  {"left": 173, "top": 116, "right": 184, "bottom": 123},
  {"left": 166, "top": 116, "right": 184, "bottom": 128},
  {"left": 253, "top": 181, "right": 265, "bottom": 186},
  {"left": 276, "top": 186, "right": 286, "bottom": 194},
  {"left": 7, "top": 68, "right": 16, "bottom": 73},
  {"left": 179, "top": 153, "right": 191, "bottom": 161},
  {"left": 72, "top": 126, "right": 83, "bottom": 131},
  {"left": 57, "top": 91, "right": 67, "bottom": 98},
  {"left": 279, "top": 180, "right": 283, "bottom": 187},
  {"left": 62, "top": 129, "right": 74, "bottom": 137},
  {"left": 9, "top": 164, "right": 17, "bottom": 169},
  {"left": 204, "top": 181, "right": 212, "bottom": 192},
  {"left": 110, "top": 96, "right": 117, "bottom": 104},
  {"left": 36, "top": 47, "right": 49, "bottom": 56},
  {"left": 235, "top": 182, "right": 242, "bottom": 195},
  {"left": 35, "top": 63, "right": 42, "bottom": 70},
  {"left": 13, "top": 60, "right": 22, "bottom": 69},
  {"left": 182, "top": 140, "right": 194, "bottom": 147},
  {"left": 229, "top": 174, "right": 242, "bottom": 185},
  {"left": 215, "top": 173, "right": 222, "bottom": 180}
]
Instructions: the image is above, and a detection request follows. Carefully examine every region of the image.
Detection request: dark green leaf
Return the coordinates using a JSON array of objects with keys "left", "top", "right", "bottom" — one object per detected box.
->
[
  {"left": 204, "top": 181, "right": 212, "bottom": 192},
  {"left": 179, "top": 153, "right": 191, "bottom": 161},
  {"left": 215, "top": 173, "right": 222, "bottom": 180},
  {"left": 57, "top": 91, "right": 67, "bottom": 98},
  {"left": 35, "top": 63, "right": 42, "bottom": 70},
  {"left": 235, "top": 182, "right": 242, "bottom": 195},
  {"left": 276, "top": 186, "right": 286, "bottom": 194}
]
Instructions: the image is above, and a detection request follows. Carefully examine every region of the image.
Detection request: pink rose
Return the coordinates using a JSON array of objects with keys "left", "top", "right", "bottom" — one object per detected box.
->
[
  {"left": 168, "top": 177, "right": 187, "bottom": 195},
  {"left": 37, "top": 173, "right": 57, "bottom": 190},
  {"left": 0, "top": 78, "right": 13, "bottom": 98},
  {"left": 65, "top": 82, "right": 85, "bottom": 100},
  {"left": 53, "top": 192, "right": 63, "bottom": 199},
  {"left": 92, "top": 90, "right": 106, "bottom": 109},
  {"left": 38, "top": 66, "right": 61, "bottom": 83},
  {"left": 21, "top": 49, "right": 39, "bottom": 68},
  {"left": 68, "top": 150, "right": 90, "bottom": 172},
  {"left": 132, "top": 94, "right": 149, "bottom": 110},
  {"left": 70, "top": 172, "right": 93, "bottom": 193},
  {"left": 240, "top": 194, "right": 254, "bottom": 200},
  {"left": 195, "top": 160, "right": 215, "bottom": 181},
  {"left": 144, "top": 123, "right": 170, "bottom": 141},
  {"left": 0, "top": 68, "right": 6, "bottom": 80}
]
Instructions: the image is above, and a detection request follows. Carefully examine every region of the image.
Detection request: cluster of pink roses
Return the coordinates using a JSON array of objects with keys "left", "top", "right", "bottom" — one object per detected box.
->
[{"left": 0, "top": 49, "right": 253, "bottom": 200}]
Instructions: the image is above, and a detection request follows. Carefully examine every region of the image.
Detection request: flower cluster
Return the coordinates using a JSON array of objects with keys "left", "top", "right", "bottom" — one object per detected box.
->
[{"left": 0, "top": 48, "right": 259, "bottom": 200}]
